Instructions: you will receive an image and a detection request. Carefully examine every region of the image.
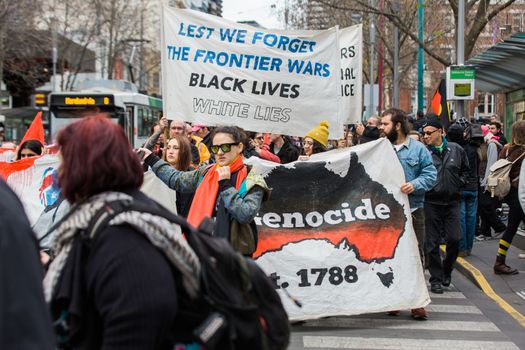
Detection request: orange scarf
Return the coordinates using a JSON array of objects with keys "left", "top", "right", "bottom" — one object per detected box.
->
[{"left": 187, "top": 156, "right": 247, "bottom": 227}]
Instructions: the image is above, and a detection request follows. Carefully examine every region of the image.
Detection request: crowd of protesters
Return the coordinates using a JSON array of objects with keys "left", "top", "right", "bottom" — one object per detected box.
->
[{"left": 2, "top": 107, "right": 525, "bottom": 348}]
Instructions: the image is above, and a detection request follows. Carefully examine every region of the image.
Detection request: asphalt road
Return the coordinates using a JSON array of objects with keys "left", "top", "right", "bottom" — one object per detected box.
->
[{"left": 288, "top": 269, "right": 525, "bottom": 350}]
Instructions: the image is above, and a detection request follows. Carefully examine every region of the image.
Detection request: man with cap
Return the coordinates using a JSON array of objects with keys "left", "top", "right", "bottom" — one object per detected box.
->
[
  {"left": 422, "top": 117, "right": 470, "bottom": 294},
  {"left": 192, "top": 123, "right": 212, "bottom": 151}
]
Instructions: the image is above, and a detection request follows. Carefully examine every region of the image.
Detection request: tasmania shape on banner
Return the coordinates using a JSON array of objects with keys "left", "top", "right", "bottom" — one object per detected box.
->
[
  {"left": 247, "top": 138, "right": 430, "bottom": 320},
  {"left": 161, "top": 7, "right": 343, "bottom": 138}
]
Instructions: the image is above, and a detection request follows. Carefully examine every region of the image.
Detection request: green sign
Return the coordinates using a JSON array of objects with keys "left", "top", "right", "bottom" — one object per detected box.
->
[
  {"left": 450, "top": 69, "right": 476, "bottom": 80},
  {"left": 148, "top": 97, "right": 162, "bottom": 109}
]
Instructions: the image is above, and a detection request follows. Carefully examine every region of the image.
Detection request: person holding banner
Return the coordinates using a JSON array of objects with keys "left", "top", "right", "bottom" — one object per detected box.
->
[
  {"left": 141, "top": 126, "right": 270, "bottom": 256},
  {"left": 16, "top": 139, "right": 44, "bottom": 160},
  {"left": 298, "top": 121, "right": 330, "bottom": 161},
  {"left": 380, "top": 108, "right": 437, "bottom": 320}
]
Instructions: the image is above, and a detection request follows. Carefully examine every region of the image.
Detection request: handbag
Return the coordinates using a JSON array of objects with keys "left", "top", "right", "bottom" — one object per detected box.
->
[{"left": 230, "top": 219, "right": 256, "bottom": 255}]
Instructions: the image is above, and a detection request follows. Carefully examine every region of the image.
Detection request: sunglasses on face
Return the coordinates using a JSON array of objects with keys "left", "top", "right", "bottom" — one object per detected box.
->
[
  {"left": 423, "top": 129, "right": 439, "bottom": 136},
  {"left": 210, "top": 142, "right": 238, "bottom": 154}
]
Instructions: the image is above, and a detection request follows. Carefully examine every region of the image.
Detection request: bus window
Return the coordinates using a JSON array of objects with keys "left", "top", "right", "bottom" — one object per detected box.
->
[{"left": 137, "top": 106, "right": 157, "bottom": 138}]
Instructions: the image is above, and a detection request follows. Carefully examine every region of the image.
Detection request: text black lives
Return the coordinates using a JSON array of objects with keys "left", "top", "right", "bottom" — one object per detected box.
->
[{"left": 189, "top": 72, "right": 300, "bottom": 99}]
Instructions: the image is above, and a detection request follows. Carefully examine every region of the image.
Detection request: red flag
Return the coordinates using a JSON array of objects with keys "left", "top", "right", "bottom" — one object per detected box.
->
[
  {"left": 430, "top": 79, "right": 451, "bottom": 130},
  {"left": 20, "top": 112, "right": 45, "bottom": 145}
]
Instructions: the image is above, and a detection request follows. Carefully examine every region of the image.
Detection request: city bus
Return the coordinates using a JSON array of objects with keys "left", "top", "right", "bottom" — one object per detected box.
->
[{"left": 49, "top": 80, "right": 162, "bottom": 148}]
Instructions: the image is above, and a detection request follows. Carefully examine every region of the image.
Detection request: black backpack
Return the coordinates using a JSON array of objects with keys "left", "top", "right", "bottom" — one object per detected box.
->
[{"left": 84, "top": 198, "right": 290, "bottom": 350}]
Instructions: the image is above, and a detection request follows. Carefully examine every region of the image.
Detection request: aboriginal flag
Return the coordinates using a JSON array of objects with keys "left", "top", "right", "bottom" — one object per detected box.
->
[{"left": 430, "top": 79, "right": 451, "bottom": 130}]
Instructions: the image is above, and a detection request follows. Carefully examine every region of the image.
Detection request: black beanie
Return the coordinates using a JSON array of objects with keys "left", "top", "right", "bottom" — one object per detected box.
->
[{"left": 423, "top": 118, "right": 442, "bottom": 130}]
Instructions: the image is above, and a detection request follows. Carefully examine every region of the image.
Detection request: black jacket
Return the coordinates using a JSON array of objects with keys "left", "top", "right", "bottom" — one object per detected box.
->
[
  {"left": 270, "top": 137, "right": 300, "bottom": 164},
  {"left": 425, "top": 141, "right": 470, "bottom": 204},
  {"left": 462, "top": 142, "right": 480, "bottom": 192},
  {"left": 52, "top": 190, "right": 180, "bottom": 350},
  {"left": 0, "top": 180, "right": 55, "bottom": 350}
]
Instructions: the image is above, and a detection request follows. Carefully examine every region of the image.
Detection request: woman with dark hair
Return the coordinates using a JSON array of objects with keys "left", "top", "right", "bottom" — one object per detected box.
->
[
  {"left": 298, "top": 121, "right": 330, "bottom": 161},
  {"left": 44, "top": 114, "right": 200, "bottom": 349},
  {"left": 140, "top": 125, "right": 269, "bottom": 255},
  {"left": 162, "top": 134, "right": 194, "bottom": 217},
  {"left": 493, "top": 120, "right": 525, "bottom": 275},
  {"left": 16, "top": 139, "right": 44, "bottom": 160}
]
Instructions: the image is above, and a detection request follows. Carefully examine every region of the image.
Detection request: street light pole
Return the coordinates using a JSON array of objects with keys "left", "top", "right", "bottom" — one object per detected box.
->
[
  {"left": 52, "top": 0, "right": 58, "bottom": 92},
  {"left": 368, "top": 0, "right": 376, "bottom": 120},
  {"left": 456, "top": 0, "right": 465, "bottom": 119},
  {"left": 417, "top": 0, "right": 424, "bottom": 112}
]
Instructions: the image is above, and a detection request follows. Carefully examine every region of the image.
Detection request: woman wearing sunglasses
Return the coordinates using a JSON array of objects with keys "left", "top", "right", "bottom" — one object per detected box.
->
[{"left": 140, "top": 126, "right": 269, "bottom": 255}]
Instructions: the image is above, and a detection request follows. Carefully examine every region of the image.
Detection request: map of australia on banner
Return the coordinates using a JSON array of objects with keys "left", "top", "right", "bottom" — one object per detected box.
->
[{"left": 247, "top": 139, "right": 430, "bottom": 320}]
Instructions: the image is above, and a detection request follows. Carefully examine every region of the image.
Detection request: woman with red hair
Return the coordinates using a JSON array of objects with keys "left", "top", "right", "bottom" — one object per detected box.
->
[{"left": 44, "top": 114, "right": 200, "bottom": 349}]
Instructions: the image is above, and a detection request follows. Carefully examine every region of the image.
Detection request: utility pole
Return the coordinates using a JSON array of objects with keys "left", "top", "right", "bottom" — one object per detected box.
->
[
  {"left": 456, "top": 0, "right": 465, "bottom": 119},
  {"left": 392, "top": 1, "right": 400, "bottom": 107},
  {"left": 52, "top": 0, "right": 58, "bottom": 91},
  {"left": 417, "top": 0, "right": 424, "bottom": 112},
  {"left": 368, "top": 0, "right": 376, "bottom": 119},
  {"left": 139, "top": 0, "right": 145, "bottom": 91},
  {"left": 377, "top": 0, "right": 384, "bottom": 112}
]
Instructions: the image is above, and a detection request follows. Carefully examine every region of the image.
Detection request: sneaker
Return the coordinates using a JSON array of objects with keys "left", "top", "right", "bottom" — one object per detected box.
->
[
  {"left": 519, "top": 253, "right": 525, "bottom": 259},
  {"left": 387, "top": 310, "right": 400, "bottom": 316},
  {"left": 430, "top": 283, "right": 443, "bottom": 294},
  {"left": 492, "top": 230, "right": 505, "bottom": 239},
  {"left": 458, "top": 251, "right": 468, "bottom": 258},
  {"left": 475, "top": 236, "right": 486, "bottom": 242},
  {"left": 411, "top": 308, "right": 427, "bottom": 320}
]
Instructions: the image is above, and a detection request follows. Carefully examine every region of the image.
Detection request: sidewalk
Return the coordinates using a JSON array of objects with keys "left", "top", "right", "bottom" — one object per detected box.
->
[{"left": 454, "top": 231, "right": 525, "bottom": 324}]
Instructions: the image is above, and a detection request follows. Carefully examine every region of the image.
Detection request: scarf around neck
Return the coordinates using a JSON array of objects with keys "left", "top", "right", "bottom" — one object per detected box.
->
[
  {"left": 44, "top": 192, "right": 201, "bottom": 302},
  {"left": 187, "top": 156, "right": 247, "bottom": 227}
]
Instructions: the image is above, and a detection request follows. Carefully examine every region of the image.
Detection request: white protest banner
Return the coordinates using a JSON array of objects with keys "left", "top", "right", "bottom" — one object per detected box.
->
[
  {"left": 0, "top": 155, "right": 61, "bottom": 225},
  {"left": 247, "top": 138, "right": 429, "bottom": 320},
  {"left": 339, "top": 24, "right": 363, "bottom": 124},
  {"left": 161, "top": 7, "right": 343, "bottom": 138}
]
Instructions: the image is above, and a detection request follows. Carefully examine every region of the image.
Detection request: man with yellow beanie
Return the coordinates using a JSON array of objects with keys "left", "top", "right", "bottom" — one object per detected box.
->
[{"left": 299, "top": 121, "right": 330, "bottom": 161}]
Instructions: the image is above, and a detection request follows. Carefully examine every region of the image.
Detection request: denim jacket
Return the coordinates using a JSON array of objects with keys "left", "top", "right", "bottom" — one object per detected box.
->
[{"left": 395, "top": 138, "right": 437, "bottom": 209}]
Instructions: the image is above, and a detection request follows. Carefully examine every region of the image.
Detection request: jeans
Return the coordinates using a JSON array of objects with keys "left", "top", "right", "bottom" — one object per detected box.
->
[
  {"left": 460, "top": 190, "right": 478, "bottom": 252},
  {"left": 424, "top": 202, "right": 461, "bottom": 284},
  {"left": 411, "top": 208, "right": 426, "bottom": 266}
]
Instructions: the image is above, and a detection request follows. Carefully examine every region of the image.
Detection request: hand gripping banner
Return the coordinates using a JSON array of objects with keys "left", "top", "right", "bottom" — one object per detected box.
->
[{"left": 247, "top": 138, "right": 430, "bottom": 320}]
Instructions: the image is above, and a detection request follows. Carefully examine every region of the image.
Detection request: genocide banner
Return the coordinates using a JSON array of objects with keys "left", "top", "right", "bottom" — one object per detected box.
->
[
  {"left": 247, "top": 138, "right": 430, "bottom": 320},
  {"left": 161, "top": 7, "right": 343, "bottom": 138}
]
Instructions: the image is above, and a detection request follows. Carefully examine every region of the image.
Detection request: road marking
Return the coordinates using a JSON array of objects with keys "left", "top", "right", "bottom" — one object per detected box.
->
[
  {"left": 426, "top": 304, "right": 482, "bottom": 314},
  {"left": 303, "top": 336, "right": 520, "bottom": 349},
  {"left": 455, "top": 255, "right": 525, "bottom": 328},
  {"left": 517, "top": 291, "right": 525, "bottom": 301},
  {"left": 428, "top": 291, "right": 466, "bottom": 299},
  {"left": 303, "top": 318, "right": 499, "bottom": 331}
]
